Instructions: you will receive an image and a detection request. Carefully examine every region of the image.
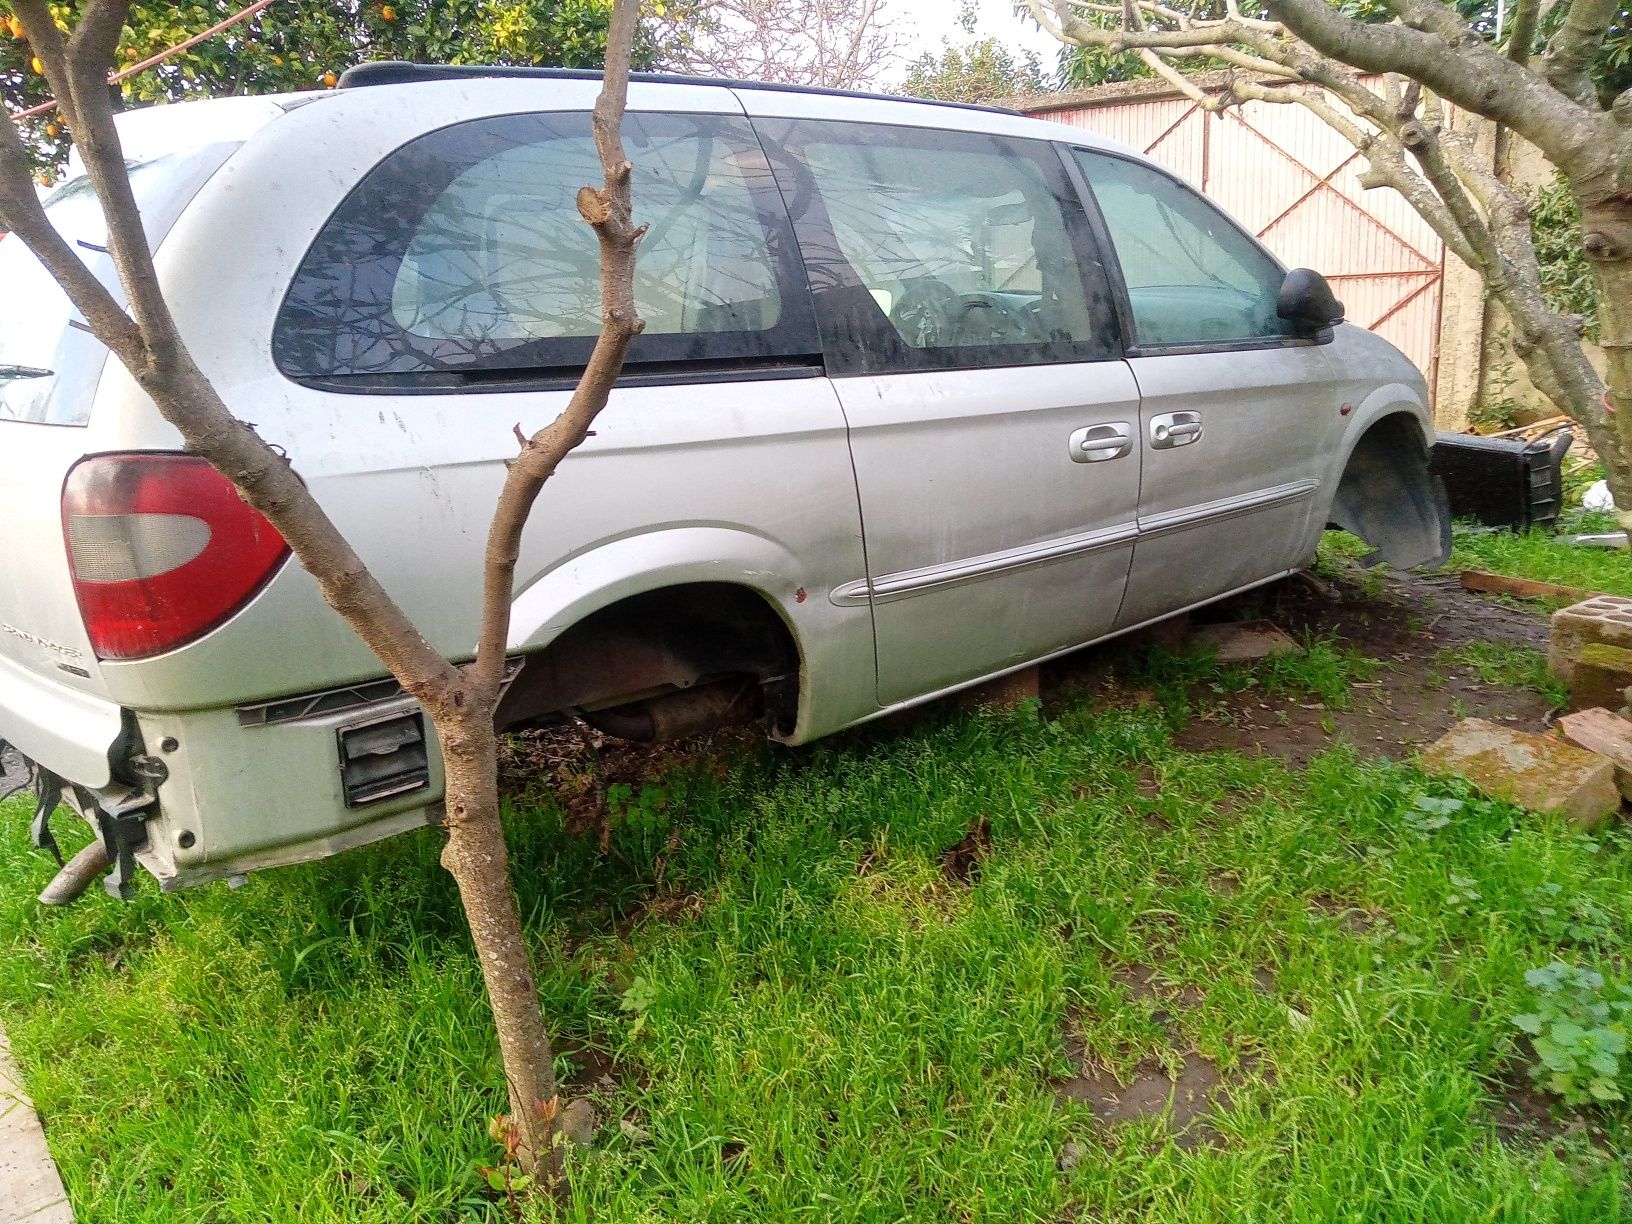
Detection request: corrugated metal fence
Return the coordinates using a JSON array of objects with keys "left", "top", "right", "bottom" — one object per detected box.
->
[{"left": 1025, "top": 82, "right": 1446, "bottom": 391}]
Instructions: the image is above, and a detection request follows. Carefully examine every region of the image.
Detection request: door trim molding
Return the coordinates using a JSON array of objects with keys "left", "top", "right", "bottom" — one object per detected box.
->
[
  {"left": 1138, "top": 478, "right": 1321, "bottom": 539},
  {"left": 831, "top": 479, "right": 1319, "bottom": 608},
  {"left": 830, "top": 521, "right": 1139, "bottom": 606}
]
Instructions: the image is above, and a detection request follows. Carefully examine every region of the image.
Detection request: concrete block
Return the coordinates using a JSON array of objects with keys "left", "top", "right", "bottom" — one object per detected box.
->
[
  {"left": 1192, "top": 620, "right": 1301, "bottom": 664},
  {"left": 1557, "top": 707, "right": 1632, "bottom": 801},
  {"left": 956, "top": 665, "right": 1039, "bottom": 711},
  {"left": 1569, "top": 643, "right": 1632, "bottom": 713},
  {"left": 1419, "top": 718, "right": 1620, "bottom": 829},
  {"left": 1549, "top": 595, "right": 1632, "bottom": 685}
]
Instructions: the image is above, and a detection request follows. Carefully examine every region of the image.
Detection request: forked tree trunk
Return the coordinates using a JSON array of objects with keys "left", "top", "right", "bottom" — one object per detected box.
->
[{"left": 0, "top": 0, "right": 646, "bottom": 1189}]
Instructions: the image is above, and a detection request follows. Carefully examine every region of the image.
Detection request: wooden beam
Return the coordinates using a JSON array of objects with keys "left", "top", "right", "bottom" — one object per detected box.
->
[{"left": 1459, "top": 569, "right": 1604, "bottom": 602}]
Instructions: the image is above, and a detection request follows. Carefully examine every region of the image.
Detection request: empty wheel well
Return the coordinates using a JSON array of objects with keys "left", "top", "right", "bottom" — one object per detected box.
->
[
  {"left": 496, "top": 583, "right": 801, "bottom": 737},
  {"left": 1326, "top": 411, "right": 1451, "bottom": 570}
]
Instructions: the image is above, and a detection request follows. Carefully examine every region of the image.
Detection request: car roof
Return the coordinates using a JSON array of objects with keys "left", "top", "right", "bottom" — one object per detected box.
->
[{"left": 99, "top": 69, "right": 1142, "bottom": 167}]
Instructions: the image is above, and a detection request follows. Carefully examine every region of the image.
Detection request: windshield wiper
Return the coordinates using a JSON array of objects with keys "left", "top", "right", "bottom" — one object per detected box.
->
[{"left": 0, "top": 365, "right": 53, "bottom": 379}]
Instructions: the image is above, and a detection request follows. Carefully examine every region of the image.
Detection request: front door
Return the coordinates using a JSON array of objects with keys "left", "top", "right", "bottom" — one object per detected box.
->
[
  {"left": 755, "top": 115, "right": 1140, "bottom": 705},
  {"left": 1068, "top": 149, "right": 1344, "bottom": 630}
]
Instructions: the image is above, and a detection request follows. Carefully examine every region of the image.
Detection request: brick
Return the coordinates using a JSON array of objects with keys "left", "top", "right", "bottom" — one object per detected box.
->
[
  {"left": 1131, "top": 612, "right": 1191, "bottom": 654},
  {"left": 1557, "top": 707, "right": 1632, "bottom": 802},
  {"left": 1191, "top": 619, "right": 1301, "bottom": 664},
  {"left": 1569, "top": 643, "right": 1632, "bottom": 713},
  {"left": 1418, "top": 718, "right": 1620, "bottom": 830},
  {"left": 956, "top": 664, "right": 1040, "bottom": 711},
  {"left": 1549, "top": 595, "right": 1632, "bottom": 686}
]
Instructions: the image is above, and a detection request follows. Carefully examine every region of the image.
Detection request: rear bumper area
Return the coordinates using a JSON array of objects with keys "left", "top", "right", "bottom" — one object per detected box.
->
[
  {"left": 132, "top": 691, "right": 445, "bottom": 890},
  {"left": 0, "top": 651, "right": 122, "bottom": 787},
  {"left": 3, "top": 674, "right": 444, "bottom": 893}
]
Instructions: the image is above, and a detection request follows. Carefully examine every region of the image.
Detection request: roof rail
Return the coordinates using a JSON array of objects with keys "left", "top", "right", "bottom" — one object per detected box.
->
[{"left": 335, "top": 61, "right": 1021, "bottom": 118}]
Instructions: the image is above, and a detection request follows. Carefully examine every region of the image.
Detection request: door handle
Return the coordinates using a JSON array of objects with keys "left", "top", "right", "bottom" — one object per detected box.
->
[
  {"left": 1150, "top": 411, "right": 1203, "bottom": 449},
  {"left": 1069, "top": 423, "right": 1133, "bottom": 464}
]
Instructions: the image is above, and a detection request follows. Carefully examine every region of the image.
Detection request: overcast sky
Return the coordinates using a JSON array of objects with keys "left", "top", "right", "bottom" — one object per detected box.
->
[{"left": 885, "top": 0, "right": 1066, "bottom": 82}]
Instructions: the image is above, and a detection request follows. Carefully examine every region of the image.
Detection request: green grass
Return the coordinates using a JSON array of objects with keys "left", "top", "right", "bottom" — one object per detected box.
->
[
  {"left": 2, "top": 654, "right": 1631, "bottom": 1222},
  {"left": 1435, "top": 641, "right": 1571, "bottom": 707},
  {"left": 1450, "top": 511, "right": 1632, "bottom": 600}
]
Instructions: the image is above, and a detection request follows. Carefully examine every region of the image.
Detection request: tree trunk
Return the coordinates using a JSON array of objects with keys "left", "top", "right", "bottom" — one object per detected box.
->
[
  {"left": 435, "top": 709, "right": 562, "bottom": 1182},
  {"left": 1580, "top": 193, "right": 1632, "bottom": 529}
]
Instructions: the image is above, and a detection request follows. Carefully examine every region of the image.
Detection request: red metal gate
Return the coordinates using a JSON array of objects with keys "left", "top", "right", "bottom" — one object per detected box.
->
[{"left": 1027, "top": 83, "right": 1446, "bottom": 389}]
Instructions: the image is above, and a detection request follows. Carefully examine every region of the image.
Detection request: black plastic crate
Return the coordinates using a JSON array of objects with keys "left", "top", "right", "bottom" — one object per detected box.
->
[{"left": 1432, "top": 429, "right": 1573, "bottom": 532}]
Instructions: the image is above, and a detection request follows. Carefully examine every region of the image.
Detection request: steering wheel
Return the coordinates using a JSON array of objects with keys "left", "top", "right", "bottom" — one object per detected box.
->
[
  {"left": 950, "top": 295, "right": 1048, "bottom": 347},
  {"left": 889, "top": 279, "right": 960, "bottom": 349}
]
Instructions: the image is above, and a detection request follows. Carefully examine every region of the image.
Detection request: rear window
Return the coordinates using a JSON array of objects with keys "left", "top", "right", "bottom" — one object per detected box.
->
[
  {"left": 1, "top": 157, "right": 189, "bottom": 426},
  {"left": 274, "top": 111, "right": 820, "bottom": 389}
]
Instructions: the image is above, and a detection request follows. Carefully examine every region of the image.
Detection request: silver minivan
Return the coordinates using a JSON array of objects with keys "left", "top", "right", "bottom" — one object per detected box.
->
[{"left": 0, "top": 66, "right": 1448, "bottom": 897}]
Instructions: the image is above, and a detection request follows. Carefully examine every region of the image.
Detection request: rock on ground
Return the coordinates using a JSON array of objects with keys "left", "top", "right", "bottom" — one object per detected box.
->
[{"left": 1418, "top": 718, "right": 1620, "bottom": 830}]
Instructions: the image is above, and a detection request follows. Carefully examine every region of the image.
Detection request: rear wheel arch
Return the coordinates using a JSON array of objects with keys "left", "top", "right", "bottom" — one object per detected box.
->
[{"left": 495, "top": 582, "right": 803, "bottom": 741}]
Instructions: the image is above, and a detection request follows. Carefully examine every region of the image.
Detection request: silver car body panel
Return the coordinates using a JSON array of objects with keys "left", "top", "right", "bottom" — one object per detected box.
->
[
  {"left": 1113, "top": 344, "right": 1344, "bottom": 628},
  {"left": 0, "top": 77, "right": 1443, "bottom": 890},
  {"left": 829, "top": 363, "right": 1142, "bottom": 706}
]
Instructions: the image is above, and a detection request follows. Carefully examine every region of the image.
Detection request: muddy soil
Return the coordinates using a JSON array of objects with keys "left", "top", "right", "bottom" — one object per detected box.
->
[{"left": 1049, "top": 566, "right": 1556, "bottom": 766}]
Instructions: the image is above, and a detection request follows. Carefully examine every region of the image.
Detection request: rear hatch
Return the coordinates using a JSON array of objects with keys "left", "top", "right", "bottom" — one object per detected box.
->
[{"left": 0, "top": 148, "right": 238, "bottom": 780}]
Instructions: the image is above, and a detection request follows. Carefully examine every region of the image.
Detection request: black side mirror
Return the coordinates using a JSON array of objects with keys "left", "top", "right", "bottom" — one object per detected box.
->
[{"left": 1276, "top": 268, "right": 1345, "bottom": 333}]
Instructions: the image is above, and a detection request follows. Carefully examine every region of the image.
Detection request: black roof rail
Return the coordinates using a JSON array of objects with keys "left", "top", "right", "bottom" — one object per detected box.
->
[{"left": 335, "top": 61, "right": 1021, "bottom": 118}]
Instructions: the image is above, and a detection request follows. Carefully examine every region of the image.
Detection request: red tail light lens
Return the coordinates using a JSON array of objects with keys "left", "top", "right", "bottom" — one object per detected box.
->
[{"left": 62, "top": 453, "right": 290, "bottom": 660}]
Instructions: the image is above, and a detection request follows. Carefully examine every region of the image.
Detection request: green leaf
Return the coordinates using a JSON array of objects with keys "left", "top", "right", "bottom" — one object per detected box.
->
[
  {"left": 1548, "top": 1021, "right": 1586, "bottom": 1046},
  {"left": 1512, "top": 1013, "right": 1545, "bottom": 1035}
]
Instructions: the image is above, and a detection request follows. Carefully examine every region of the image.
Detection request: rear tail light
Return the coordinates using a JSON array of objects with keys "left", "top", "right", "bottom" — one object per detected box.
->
[{"left": 62, "top": 453, "right": 290, "bottom": 660}]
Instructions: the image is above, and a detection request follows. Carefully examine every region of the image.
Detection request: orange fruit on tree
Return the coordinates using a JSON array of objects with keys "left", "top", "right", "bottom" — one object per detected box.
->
[
  {"left": 381, "top": 5, "right": 397, "bottom": 19},
  {"left": 30, "top": 54, "right": 44, "bottom": 74},
  {"left": 322, "top": 70, "right": 337, "bottom": 87},
  {"left": 45, "top": 123, "right": 59, "bottom": 137}
]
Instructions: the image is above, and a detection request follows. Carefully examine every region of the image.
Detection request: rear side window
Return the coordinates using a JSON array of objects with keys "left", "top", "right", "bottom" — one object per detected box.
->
[
  {"left": 1, "top": 158, "right": 177, "bottom": 426},
  {"left": 755, "top": 119, "right": 1120, "bottom": 376},
  {"left": 1073, "top": 149, "right": 1293, "bottom": 348},
  {"left": 274, "top": 112, "right": 818, "bottom": 387}
]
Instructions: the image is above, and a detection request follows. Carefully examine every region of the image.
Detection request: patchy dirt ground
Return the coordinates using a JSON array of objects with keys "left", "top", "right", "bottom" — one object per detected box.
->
[
  {"left": 1050, "top": 567, "right": 1556, "bottom": 767},
  {"left": 1055, "top": 965, "right": 1252, "bottom": 1150}
]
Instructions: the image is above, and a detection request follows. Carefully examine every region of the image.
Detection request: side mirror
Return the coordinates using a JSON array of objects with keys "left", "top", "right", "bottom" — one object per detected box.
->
[{"left": 1276, "top": 268, "right": 1345, "bottom": 333}]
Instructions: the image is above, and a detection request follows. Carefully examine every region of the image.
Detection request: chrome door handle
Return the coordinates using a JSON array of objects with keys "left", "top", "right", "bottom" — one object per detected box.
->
[
  {"left": 1150, "top": 411, "right": 1203, "bottom": 449},
  {"left": 1069, "top": 422, "right": 1133, "bottom": 464}
]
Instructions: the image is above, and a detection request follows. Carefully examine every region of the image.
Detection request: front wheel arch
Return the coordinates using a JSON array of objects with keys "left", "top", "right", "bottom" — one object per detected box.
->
[{"left": 1325, "top": 411, "right": 1451, "bottom": 570}]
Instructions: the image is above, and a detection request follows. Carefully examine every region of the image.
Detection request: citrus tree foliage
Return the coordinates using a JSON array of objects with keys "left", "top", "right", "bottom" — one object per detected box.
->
[
  {"left": 897, "top": 2, "right": 1048, "bottom": 102},
  {"left": 2, "top": 0, "right": 692, "bottom": 170}
]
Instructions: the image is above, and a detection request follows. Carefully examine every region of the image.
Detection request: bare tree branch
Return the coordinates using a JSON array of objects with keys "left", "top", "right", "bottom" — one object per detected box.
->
[
  {"left": 1505, "top": 0, "right": 1541, "bottom": 67},
  {"left": 1264, "top": 0, "right": 1604, "bottom": 167},
  {"left": 1540, "top": 0, "right": 1619, "bottom": 105}
]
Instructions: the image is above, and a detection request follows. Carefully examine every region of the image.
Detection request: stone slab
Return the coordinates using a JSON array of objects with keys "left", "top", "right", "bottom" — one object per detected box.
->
[
  {"left": 1557, "top": 707, "right": 1632, "bottom": 802},
  {"left": 1418, "top": 717, "right": 1620, "bottom": 829},
  {"left": 1191, "top": 620, "right": 1301, "bottom": 664},
  {"left": 1569, "top": 643, "right": 1632, "bottom": 714},
  {"left": 0, "top": 1025, "right": 72, "bottom": 1224},
  {"left": 1549, "top": 595, "right": 1632, "bottom": 685}
]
